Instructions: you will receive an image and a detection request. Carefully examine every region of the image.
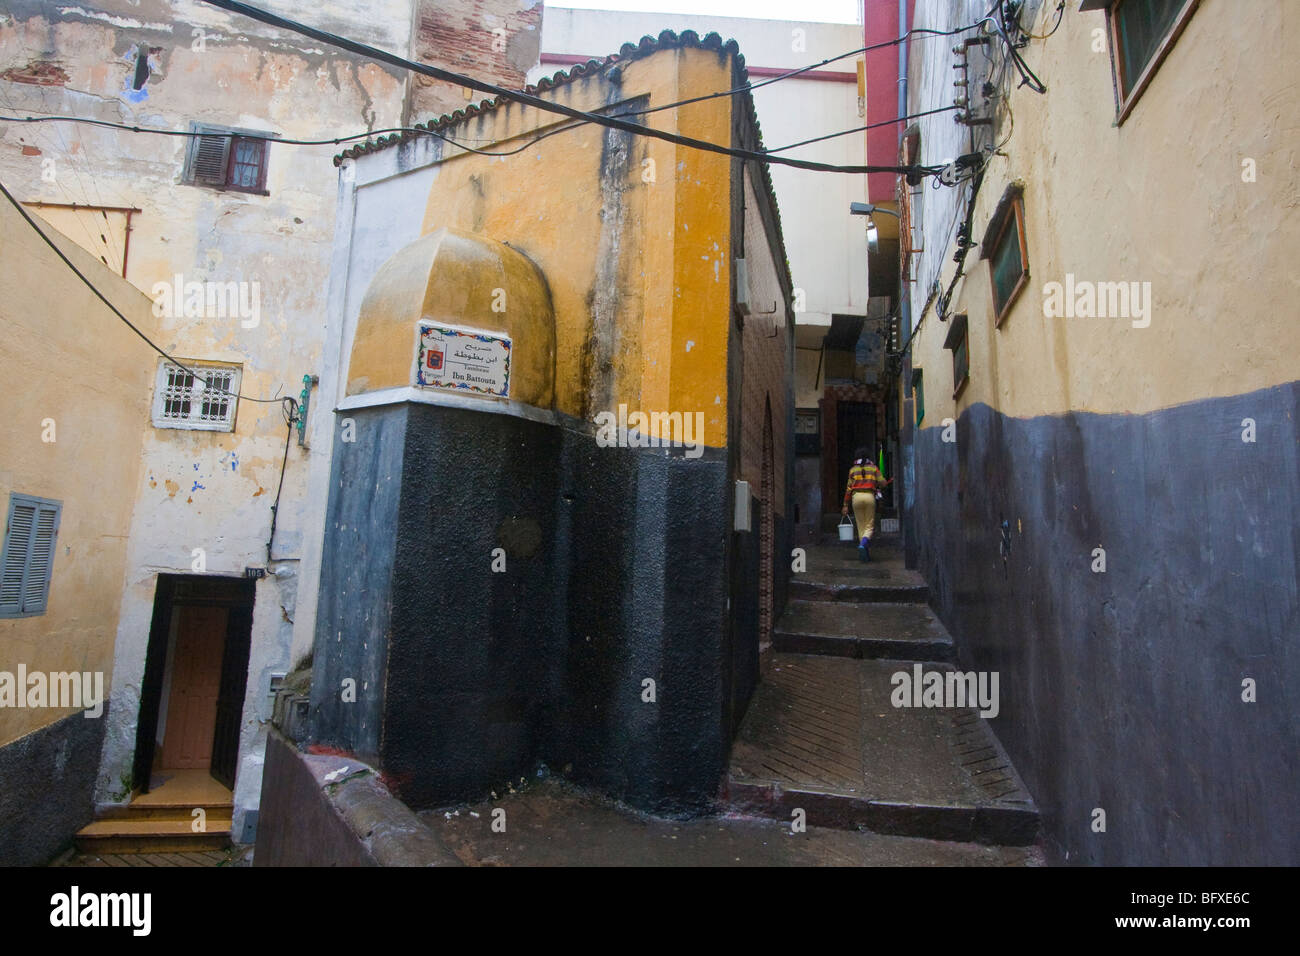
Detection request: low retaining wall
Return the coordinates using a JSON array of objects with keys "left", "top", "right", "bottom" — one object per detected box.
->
[{"left": 254, "top": 729, "right": 460, "bottom": 867}]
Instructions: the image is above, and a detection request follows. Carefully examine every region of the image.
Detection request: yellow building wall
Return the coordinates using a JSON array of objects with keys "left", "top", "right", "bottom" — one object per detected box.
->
[
  {"left": 0, "top": 200, "right": 157, "bottom": 746},
  {"left": 909, "top": 1, "right": 1300, "bottom": 428},
  {"left": 347, "top": 47, "right": 736, "bottom": 447}
]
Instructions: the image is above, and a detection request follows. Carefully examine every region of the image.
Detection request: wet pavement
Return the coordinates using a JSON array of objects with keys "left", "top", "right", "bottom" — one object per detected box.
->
[{"left": 420, "top": 777, "right": 1042, "bottom": 866}]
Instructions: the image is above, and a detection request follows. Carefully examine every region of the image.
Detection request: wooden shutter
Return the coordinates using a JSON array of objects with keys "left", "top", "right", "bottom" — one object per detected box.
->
[
  {"left": 0, "top": 500, "right": 34, "bottom": 613},
  {"left": 188, "top": 127, "right": 232, "bottom": 186},
  {"left": 0, "top": 496, "right": 60, "bottom": 616},
  {"left": 23, "top": 505, "right": 59, "bottom": 612}
]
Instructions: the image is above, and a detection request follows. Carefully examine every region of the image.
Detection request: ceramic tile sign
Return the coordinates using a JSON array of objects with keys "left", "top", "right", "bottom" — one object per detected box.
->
[{"left": 415, "top": 322, "right": 511, "bottom": 398}]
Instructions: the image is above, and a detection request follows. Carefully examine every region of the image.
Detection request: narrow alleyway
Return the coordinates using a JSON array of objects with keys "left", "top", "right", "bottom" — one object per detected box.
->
[
  {"left": 725, "top": 533, "right": 1040, "bottom": 847},
  {"left": 409, "top": 532, "right": 1043, "bottom": 866}
]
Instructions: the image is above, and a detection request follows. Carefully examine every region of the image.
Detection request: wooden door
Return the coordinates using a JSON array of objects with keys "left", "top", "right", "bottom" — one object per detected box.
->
[
  {"left": 159, "top": 605, "right": 227, "bottom": 770},
  {"left": 210, "top": 603, "right": 253, "bottom": 789}
]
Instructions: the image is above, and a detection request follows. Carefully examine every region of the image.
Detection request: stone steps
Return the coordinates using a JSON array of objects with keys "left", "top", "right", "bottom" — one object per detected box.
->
[
  {"left": 75, "top": 811, "right": 233, "bottom": 855},
  {"left": 774, "top": 600, "right": 954, "bottom": 661},
  {"left": 727, "top": 543, "right": 1040, "bottom": 847}
]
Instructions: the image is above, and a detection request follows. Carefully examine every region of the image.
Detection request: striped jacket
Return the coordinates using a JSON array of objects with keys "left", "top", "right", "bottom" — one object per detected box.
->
[{"left": 843, "top": 461, "right": 883, "bottom": 508}]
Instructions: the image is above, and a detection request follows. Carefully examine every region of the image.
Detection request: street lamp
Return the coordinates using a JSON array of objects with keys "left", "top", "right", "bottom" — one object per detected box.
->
[{"left": 850, "top": 201, "right": 900, "bottom": 254}]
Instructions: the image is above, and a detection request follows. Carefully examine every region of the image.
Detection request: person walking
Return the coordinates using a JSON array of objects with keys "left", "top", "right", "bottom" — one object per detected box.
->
[{"left": 841, "top": 446, "right": 889, "bottom": 561}]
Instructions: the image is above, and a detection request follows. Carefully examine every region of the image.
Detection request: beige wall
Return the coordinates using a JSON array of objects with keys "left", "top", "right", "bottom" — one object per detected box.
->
[
  {"left": 0, "top": 198, "right": 157, "bottom": 746},
  {"left": 907, "top": 0, "right": 1300, "bottom": 429}
]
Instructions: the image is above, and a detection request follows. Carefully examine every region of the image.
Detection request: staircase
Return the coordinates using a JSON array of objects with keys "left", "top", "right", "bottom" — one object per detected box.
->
[
  {"left": 75, "top": 771, "right": 233, "bottom": 855},
  {"left": 727, "top": 533, "right": 1041, "bottom": 847}
]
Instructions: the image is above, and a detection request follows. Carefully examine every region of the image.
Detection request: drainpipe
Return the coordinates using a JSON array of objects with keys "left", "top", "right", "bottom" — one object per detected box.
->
[
  {"left": 898, "top": 0, "right": 909, "bottom": 126},
  {"left": 897, "top": 0, "right": 920, "bottom": 569}
]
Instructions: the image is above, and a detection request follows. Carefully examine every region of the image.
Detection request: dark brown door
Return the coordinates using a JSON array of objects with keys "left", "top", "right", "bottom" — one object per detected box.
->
[
  {"left": 210, "top": 604, "right": 253, "bottom": 789},
  {"left": 159, "top": 605, "right": 227, "bottom": 770},
  {"left": 836, "top": 401, "right": 876, "bottom": 494}
]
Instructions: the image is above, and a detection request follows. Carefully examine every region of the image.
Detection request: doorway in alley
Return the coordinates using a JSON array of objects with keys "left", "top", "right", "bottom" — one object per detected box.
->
[
  {"left": 132, "top": 574, "right": 255, "bottom": 795},
  {"left": 836, "top": 400, "right": 876, "bottom": 500}
]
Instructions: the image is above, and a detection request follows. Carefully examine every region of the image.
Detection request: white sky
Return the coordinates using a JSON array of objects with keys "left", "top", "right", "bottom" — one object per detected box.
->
[{"left": 549, "top": 0, "right": 862, "bottom": 26}]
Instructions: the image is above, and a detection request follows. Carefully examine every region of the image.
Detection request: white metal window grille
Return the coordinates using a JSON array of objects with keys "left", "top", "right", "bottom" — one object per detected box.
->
[
  {"left": 0, "top": 493, "right": 61, "bottom": 617},
  {"left": 152, "top": 361, "right": 240, "bottom": 432}
]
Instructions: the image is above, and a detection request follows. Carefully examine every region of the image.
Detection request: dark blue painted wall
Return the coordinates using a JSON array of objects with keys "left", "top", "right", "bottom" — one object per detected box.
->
[
  {"left": 912, "top": 382, "right": 1300, "bottom": 864},
  {"left": 311, "top": 401, "right": 737, "bottom": 815},
  {"left": 0, "top": 706, "right": 107, "bottom": 865}
]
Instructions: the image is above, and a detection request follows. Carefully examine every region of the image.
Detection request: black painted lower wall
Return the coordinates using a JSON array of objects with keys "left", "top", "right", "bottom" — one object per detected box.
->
[
  {"left": 312, "top": 402, "right": 739, "bottom": 815},
  {"left": 0, "top": 705, "right": 108, "bottom": 866},
  {"left": 912, "top": 383, "right": 1300, "bottom": 865}
]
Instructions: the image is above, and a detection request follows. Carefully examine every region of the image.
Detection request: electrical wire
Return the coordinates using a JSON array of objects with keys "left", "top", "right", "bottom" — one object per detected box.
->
[
  {"left": 619, "top": 4, "right": 1005, "bottom": 121},
  {"left": 764, "top": 105, "right": 961, "bottom": 154},
  {"left": 0, "top": 1, "right": 1007, "bottom": 172},
  {"left": 0, "top": 0, "right": 127, "bottom": 273},
  {"left": 266, "top": 398, "right": 298, "bottom": 562},
  {"left": 0, "top": 3, "right": 1009, "bottom": 176},
  {"left": 0, "top": 174, "right": 289, "bottom": 404},
  {"left": 0, "top": 104, "right": 969, "bottom": 167},
  {"left": 1019, "top": 1, "right": 1066, "bottom": 40},
  {"left": 195, "top": 0, "right": 942, "bottom": 178},
  {"left": 993, "top": 1, "right": 1048, "bottom": 93}
]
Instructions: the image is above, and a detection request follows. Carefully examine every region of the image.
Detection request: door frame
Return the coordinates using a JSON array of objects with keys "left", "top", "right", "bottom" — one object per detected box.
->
[{"left": 132, "top": 573, "right": 255, "bottom": 794}]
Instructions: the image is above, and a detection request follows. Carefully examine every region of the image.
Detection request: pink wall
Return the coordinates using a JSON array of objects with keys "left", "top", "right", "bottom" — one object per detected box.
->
[{"left": 862, "top": 0, "right": 912, "bottom": 201}]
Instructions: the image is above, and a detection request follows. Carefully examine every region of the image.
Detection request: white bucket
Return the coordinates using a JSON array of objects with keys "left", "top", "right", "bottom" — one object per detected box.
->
[{"left": 837, "top": 516, "right": 855, "bottom": 542}]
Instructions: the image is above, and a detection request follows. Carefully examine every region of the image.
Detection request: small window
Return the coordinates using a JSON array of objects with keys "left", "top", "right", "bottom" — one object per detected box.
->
[
  {"left": 152, "top": 361, "right": 241, "bottom": 432},
  {"left": 183, "top": 123, "right": 272, "bottom": 194},
  {"left": 1081, "top": 0, "right": 1200, "bottom": 121},
  {"left": 1, "top": 494, "right": 61, "bottom": 618},
  {"left": 943, "top": 313, "right": 970, "bottom": 400},
  {"left": 911, "top": 368, "right": 925, "bottom": 427},
  {"left": 981, "top": 184, "right": 1029, "bottom": 327}
]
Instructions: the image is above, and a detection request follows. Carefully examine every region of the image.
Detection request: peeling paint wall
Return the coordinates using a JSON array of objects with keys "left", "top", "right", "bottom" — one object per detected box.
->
[
  {"left": 0, "top": 0, "right": 539, "bottom": 841},
  {"left": 409, "top": 0, "right": 543, "bottom": 122}
]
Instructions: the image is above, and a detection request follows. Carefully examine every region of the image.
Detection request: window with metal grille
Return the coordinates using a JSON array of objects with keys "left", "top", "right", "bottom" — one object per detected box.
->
[
  {"left": 1, "top": 494, "right": 61, "bottom": 618},
  {"left": 152, "top": 361, "right": 241, "bottom": 432},
  {"left": 183, "top": 123, "right": 273, "bottom": 194}
]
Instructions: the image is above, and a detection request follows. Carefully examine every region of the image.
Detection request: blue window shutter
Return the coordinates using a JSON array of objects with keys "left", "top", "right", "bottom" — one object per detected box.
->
[
  {"left": 1, "top": 495, "right": 61, "bottom": 617},
  {"left": 0, "top": 500, "right": 33, "bottom": 613},
  {"left": 22, "top": 503, "right": 60, "bottom": 613}
]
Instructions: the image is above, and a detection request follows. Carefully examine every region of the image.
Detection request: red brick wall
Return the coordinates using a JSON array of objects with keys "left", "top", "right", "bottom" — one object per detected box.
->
[{"left": 410, "top": 0, "right": 543, "bottom": 121}]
